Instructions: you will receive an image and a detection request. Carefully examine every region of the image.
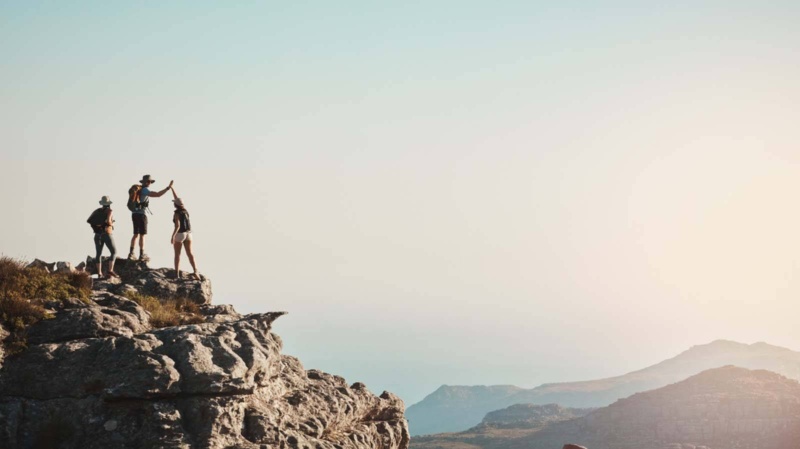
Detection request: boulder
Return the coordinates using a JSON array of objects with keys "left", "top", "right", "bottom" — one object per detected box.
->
[
  {"left": 84, "top": 258, "right": 211, "bottom": 304},
  {"left": 91, "top": 277, "right": 121, "bottom": 292},
  {"left": 26, "top": 259, "right": 54, "bottom": 273},
  {"left": 84, "top": 256, "right": 133, "bottom": 277},
  {"left": 199, "top": 304, "right": 242, "bottom": 323},
  {"left": 54, "top": 261, "right": 74, "bottom": 273},
  {"left": 26, "top": 293, "right": 150, "bottom": 345},
  {"left": 130, "top": 268, "right": 212, "bottom": 304},
  {"left": 111, "top": 257, "right": 150, "bottom": 281}
]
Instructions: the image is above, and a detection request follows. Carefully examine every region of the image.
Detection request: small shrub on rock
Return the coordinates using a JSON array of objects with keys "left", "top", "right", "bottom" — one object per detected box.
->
[
  {"left": 0, "top": 257, "right": 92, "bottom": 354},
  {"left": 125, "top": 291, "right": 204, "bottom": 328}
]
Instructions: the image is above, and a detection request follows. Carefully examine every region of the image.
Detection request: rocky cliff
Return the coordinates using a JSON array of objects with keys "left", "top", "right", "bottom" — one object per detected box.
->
[
  {"left": 408, "top": 339, "right": 800, "bottom": 435},
  {"left": 0, "top": 258, "right": 409, "bottom": 449}
]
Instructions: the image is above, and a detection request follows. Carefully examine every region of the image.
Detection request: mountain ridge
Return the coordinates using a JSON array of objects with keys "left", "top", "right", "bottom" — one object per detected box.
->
[
  {"left": 411, "top": 366, "right": 800, "bottom": 449},
  {"left": 408, "top": 339, "right": 800, "bottom": 435}
]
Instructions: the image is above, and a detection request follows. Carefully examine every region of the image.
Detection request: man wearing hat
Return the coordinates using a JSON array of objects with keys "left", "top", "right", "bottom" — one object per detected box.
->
[{"left": 129, "top": 174, "right": 174, "bottom": 261}]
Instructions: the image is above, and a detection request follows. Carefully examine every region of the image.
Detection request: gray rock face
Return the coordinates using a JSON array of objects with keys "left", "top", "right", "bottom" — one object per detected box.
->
[
  {"left": 26, "top": 293, "right": 150, "bottom": 345},
  {"left": 131, "top": 267, "right": 212, "bottom": 305},
  {"left": 85, "top": 257, "right": 213, "bottom": 305},
  {"left": 0, "top": 264, "right": 409, "bottom": 449},
  {"left": 199, "top": 304, "right": 243, "bottom": 323}
]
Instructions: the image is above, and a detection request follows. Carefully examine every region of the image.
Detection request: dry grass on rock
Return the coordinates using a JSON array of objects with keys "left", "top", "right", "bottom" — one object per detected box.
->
[
  {"left": 0, "top": 257, "right": 92, "bottom": 353},
  {"left": 124, "top": 291, "right": 204, "bottom": 328}
]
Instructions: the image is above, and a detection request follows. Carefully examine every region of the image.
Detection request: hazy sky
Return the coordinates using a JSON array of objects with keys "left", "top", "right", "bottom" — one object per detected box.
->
[{"left": 2, "top": 1, "right": 800, "bottom": 405}]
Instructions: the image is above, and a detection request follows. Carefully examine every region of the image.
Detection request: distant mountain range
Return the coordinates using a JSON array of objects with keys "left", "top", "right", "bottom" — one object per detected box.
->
[
  {"left": 407, "top": 340, "right": 800, "bottom": 435},
  {"left": 411, "top": 366, "right": 800, "bottom": 449}
]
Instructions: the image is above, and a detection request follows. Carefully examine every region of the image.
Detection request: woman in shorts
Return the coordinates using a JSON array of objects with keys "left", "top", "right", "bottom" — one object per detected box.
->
[{"left": 170, "top": 191, "right": 200, "bottom": 280}]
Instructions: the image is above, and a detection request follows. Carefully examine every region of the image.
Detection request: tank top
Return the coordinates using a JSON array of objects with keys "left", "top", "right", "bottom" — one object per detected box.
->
[{"left": 176, "top": 209, "right": 191, "bottom": 233}]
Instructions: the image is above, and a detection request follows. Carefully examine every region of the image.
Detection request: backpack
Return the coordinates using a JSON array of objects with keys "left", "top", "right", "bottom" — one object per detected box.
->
[
  {"left": 127, "top": 185, "right": 142, "bottom": 211},
  {"left": 87, "top": 207, "right": 108, "bottom": 233},
  {"left": 176, "top": 209, "right": 191, "bottom": 233}
]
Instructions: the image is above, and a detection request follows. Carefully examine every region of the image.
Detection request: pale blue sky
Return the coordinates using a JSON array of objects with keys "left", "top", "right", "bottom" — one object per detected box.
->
[{"left": 3, "top": 2, "right": 800, "bottom": 407}]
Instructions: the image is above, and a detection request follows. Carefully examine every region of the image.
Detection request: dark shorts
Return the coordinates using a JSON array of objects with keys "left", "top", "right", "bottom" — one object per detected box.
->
[{"left": 132, "top": 213, "right": 148, "bottom": 235}]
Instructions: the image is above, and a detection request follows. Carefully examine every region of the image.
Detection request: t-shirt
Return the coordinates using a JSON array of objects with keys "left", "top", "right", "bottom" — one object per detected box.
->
[{"left": 132, "top": 186, "right": 151, "bottom": 215}]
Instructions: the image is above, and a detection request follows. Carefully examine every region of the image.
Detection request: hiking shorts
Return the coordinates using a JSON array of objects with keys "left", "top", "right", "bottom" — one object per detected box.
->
[
  {"left": 132, "top": 213, "right": 148, "bottom": 235},
  {"left": 174, "top": 231, "right": 192, "bottom": 244}
]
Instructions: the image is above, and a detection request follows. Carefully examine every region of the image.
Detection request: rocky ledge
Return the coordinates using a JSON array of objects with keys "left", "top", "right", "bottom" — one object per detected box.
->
[{"left": 0, "top": 260, "right": 409, "bottom": 449}]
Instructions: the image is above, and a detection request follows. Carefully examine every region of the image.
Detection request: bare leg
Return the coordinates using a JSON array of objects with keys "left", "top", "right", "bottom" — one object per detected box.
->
[
  {"left": 184, "top": 239, "right": 198, "bottom": 277},
  {"left": 173, "top": 241, "right": 183, "bottom": 277},
  {"left": 139, "top": 235, "right": 146, "bottom": 252},
  {"left": 129, "top": 234, "right": 138, "bottom": 256}
]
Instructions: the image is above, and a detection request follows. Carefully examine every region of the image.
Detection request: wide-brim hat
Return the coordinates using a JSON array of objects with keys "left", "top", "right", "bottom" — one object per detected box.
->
[
  {"left": 99, "top": 196, "right": 113, "bottom": 206},
  {"left": 140, "top": 174, "right": 156, "bottom": 183}
]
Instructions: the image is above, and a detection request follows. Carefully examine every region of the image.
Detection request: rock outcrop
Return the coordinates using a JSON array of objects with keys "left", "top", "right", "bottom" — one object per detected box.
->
[
  {"left": 0, "top": 260, "right": 409, "bottom": 449},
  {"left": 85, "top": 257, "right": 213, "bottom": 305}
]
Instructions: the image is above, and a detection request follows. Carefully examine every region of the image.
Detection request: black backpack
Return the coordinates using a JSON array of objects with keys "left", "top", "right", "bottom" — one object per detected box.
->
[
  {"left": 176, "top": 209, "right": 191, "bottom": 233},
  {"left": 87, "top": 208, "right": 108, "bottom": 233}
]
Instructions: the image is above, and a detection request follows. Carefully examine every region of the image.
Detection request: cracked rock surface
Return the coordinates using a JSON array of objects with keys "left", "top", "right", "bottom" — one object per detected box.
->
[
  {"left": 86, "top": 258, "right": 213, "bottom": 305},
  {"left": 0, "top": 265, "right": 409, "bottom": 449}
]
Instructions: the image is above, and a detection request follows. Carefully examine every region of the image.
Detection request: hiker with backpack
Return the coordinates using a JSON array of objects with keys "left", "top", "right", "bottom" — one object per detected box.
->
[
  {"left": 169, "top": 187, "right": 200, "bottom": 280},
  {"left": 128, "top": 174, "right": 174, "bottom": 261},
  {"left": 87, "top": 195, "right": 118, "bottom": 278}
]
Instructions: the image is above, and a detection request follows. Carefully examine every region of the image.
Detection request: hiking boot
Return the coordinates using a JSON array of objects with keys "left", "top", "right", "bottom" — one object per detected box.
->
[
  {"left": 192, "top": 272, "right": 201, "bottom": 281},
  {"left": 127, "top": 253, "right": 136, "bottom": 260},
  {"left": 107, "top": 271, "right": 120, "bottom": 278},
  {"left": 140, "top": 254, "right": 150, "bottom": 262}
]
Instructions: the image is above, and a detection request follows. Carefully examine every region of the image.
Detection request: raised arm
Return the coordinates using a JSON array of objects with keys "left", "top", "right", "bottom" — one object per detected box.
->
[{"left": 149, "top": 180, "right": 174, "bottom": 198}]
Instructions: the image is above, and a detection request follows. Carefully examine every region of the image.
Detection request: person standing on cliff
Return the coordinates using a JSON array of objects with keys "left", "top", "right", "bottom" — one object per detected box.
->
[
  {"left": 128, "top": 174, "right": 173, "bottom": 261},
  {"left": 169, "top": 187, "right": 200, "bottom": 280},
  {"left": 87, "top": 195, "right": 118, "bottom": 278}
]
